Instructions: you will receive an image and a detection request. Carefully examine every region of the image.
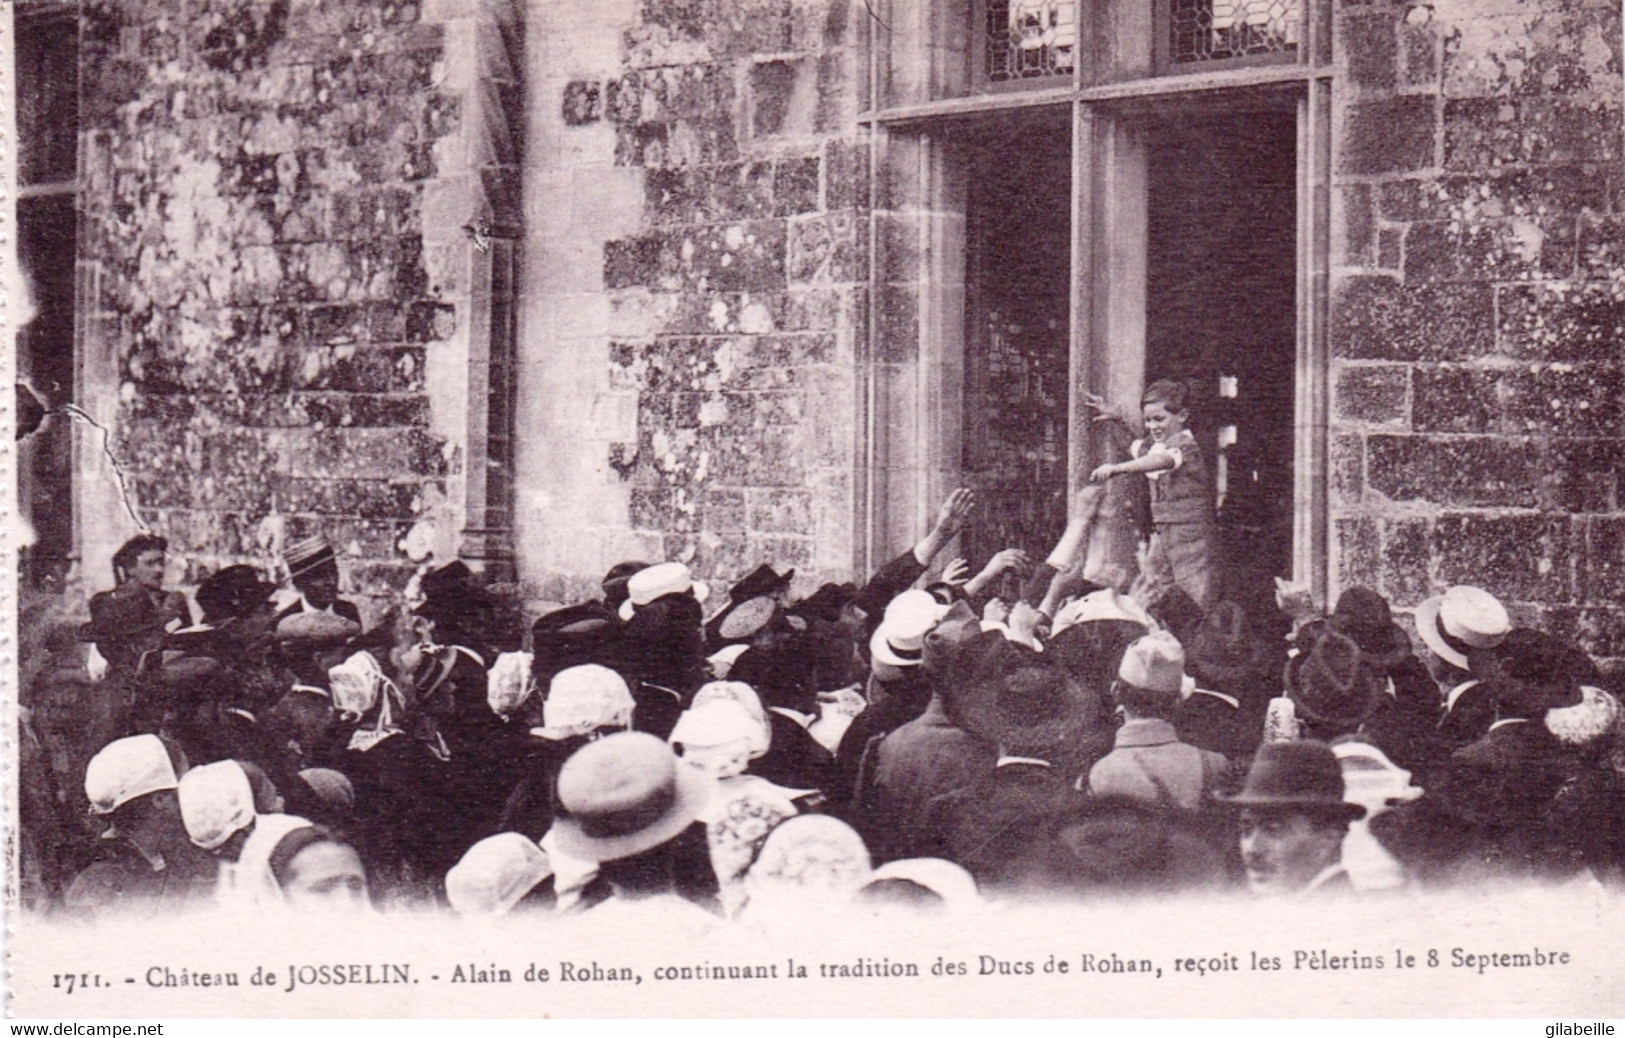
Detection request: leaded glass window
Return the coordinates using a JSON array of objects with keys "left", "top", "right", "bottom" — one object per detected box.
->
[
  {"left": 984, "top": 0, "right": 1077, "bottom": 83},
  {"left": 1169, "top": 0, "right": 1299, "bottom": 64}
]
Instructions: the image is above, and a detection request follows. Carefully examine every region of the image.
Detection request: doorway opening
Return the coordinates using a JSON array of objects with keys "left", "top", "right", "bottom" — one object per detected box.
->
[
  {"left": 1143, "top": 105, "right": 1298, "bottom": 624},
  {"left": 958, "top": 108, "right": 1073, "bottom": 574}
]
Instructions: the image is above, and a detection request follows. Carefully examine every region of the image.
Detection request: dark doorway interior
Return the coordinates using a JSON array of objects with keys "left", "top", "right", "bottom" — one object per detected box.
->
[
  {"left": 1144, "top": 106, "right": 1297, "bottom": 625},
  {"left": 17, "top": 6, "right": 81, "bottom": 593},
  {"left": 959, "top": 109, "right": 1073, "bottom": 578}
]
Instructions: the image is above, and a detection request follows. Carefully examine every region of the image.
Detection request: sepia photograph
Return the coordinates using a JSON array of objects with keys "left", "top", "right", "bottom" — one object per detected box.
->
[{"left": 4, "top": 0, "right": 1623, "bottom": 1020}]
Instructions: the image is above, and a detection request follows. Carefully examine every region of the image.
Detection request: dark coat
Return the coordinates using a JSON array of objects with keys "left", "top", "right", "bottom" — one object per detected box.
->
[
  {"left": 1374, "top": 720, "right": 1585, "bottom": 884},
  {"left": 857, "top": 696, "right": 996, "bottom": 862},
  {"left": 919, "top": 760, "right": 1088, "bottom": 888},
  {"left": 833, "top": 669, "right": 934, "bottom": 810},
  {"left": 751, "top": 710, "right": 836, "bottom": 795},
  {"left": 1171, "top": 690, "right": 1257, "bottom": 764}
]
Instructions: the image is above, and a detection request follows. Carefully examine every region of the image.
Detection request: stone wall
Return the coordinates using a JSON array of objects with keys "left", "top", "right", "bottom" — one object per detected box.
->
[
  {"left": 516, "top": 0, "right": 864, "bottom": 602},
  {"left": 1328, "top": 0, "right": 1625, "bottom": 670},
  {"left": 76, "top": 0, "right": 517, "bottom": 617}
]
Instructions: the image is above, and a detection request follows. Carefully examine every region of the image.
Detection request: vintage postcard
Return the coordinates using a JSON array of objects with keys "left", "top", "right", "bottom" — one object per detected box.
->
[{"left": 4, "top": 0, "right": 1623, "bottom": 1020}]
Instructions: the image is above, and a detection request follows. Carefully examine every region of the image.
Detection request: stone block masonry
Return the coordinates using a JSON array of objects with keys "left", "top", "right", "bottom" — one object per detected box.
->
[
  {"left": 1329, "top": 0, "right": 1625, "bottom": 673},
  {"left": 76, "top": 0, "right": 517, "bottom": 619},
  {"left": 516, "top": 0, "right": 863, "bottom": 603}
]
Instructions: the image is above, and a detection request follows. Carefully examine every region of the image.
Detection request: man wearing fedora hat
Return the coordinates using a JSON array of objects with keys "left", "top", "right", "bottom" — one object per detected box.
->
[
  {"left": 1224, "top": 740, "right": 1365, "bottom": 896},
  {"left": 277, "top": 534, "right": 364, "bottom": 629},
  {"left": 917, "top": 640, "right": 1091, "bottom": 888}
]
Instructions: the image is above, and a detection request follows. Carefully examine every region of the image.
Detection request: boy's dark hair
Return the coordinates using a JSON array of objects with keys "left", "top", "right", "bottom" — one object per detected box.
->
[
  {"left": 112, "top": 534, "right": 168, "bottom": 583},
  {"left": 1141, "top": 379, "right": 1190, "bottom": 414}
]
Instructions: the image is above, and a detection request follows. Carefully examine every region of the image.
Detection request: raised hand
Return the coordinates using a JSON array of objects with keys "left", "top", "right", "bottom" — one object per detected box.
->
[
  {"left": 1083, "top": 392, "right": 1126, "bottom": 425},
  {"left": 940, "top": 557, "right": 971, "bottom": 586},
  {"left": 933, "top": 487, "right": 976, "bottom": 539}
]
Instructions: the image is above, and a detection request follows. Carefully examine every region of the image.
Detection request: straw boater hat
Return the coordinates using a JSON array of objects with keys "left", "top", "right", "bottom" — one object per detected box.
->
[
  {"left": 618, "top": 562, "right": 710, "bottom": 621},
  {"left": 869, "top": 590, "right": 948, "bottom": 669},
  {"left": 551, "top": 732, "right": 713, "bottom": 863},
  {"left": 84, "top": 734, "right": 179, "bottom": 816},
  {"left": 1220, "top": 740, "right": 1365, "bottom": 820},
  {"left": 283, "top": 534, "right": 338, "bottom": 580},
  {"left": 1414, "top": 585, "right": 1510, "bottom": 671}
]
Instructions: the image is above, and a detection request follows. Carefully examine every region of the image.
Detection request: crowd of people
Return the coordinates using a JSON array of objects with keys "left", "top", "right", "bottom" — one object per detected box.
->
[{"left": 15, "top": 480, "right": 1625, "bottom": 925}]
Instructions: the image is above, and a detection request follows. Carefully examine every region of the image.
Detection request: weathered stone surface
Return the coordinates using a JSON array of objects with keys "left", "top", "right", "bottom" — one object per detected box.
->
[
  {"left": 1545, "top": 439, "right": 1623, "bottom": 513},
  {"left": 1432, "top": 512, "right": 1574, "bottom": 603},
  {"left": 1339, "top": 97, "right": 1436, "bottom": 175},
  {"left": 1410, "top": 366, "right": 1501, "bottom": 433},
  {"left": 1502, "top": 365, "right": 1622, "bottom": 437},
  {"left": 1366, "top": 434, "right": 1539, "bottom": 507},
  {"left": 1334, "top": 517, "right": 1381, "bottom": 593},
  {"left": 1380, "top": 517, "right": 1434, "bottom": 607},
  {"left": 1330, "top": 276, "right": 1495, "bottom": 361},
  {"left": 1341, "top": 12, "right": 1398, "bottom": 92},
  {"left": 1498, "top": 282, "right": 1625, "bottom": 362},
  {"left": 1582, "top": 516, "right": 1625, "bottom": 604},
  {"left": 1333, "top": 364, "right": 1408, "bottom": 425}
]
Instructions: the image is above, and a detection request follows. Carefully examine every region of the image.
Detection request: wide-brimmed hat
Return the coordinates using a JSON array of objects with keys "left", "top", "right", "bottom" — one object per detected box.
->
[
  {"left": 1185, "top": 601, "right": 1272, "bottom": 687},
  {"left": 195, "top": 565, "right": 278, "bottom": 623},
  {"left": 283, "top": 534, "right": 338, "bottom": 580},
  {"left": 789, "top": 582, "right": 858, "bottom": 623},
  {"left": 707, "top": 595, "right": 780, "bottom": 645},
  {"left": 618, "top": 562, "right": 710, "bottom": 621},
  {"left": 869, "top": 590, "right": 948, "bottom": 668},
  {"left": 1284, "top": 628, "right": 1379, "bottom": 730},
  {"left": 727, "top": 564, "right": 795, "bottom": 603},
  {"left": 960, "top": 648, "right": 1088, "bottom": 753},
  {"left": 1415, "top": 585, "right": 1510, "bottom": 671},
  {"left": 85, "top": 734, "right": 179, "bottom": 815},
  {"left": 177, "top": 760, "right": 255, "bottom": 851},
  {"left": 1327, "top": 587, "right": 1412, "bottom": 670},
  {"left": 1220, "top": 740, "right": 1365, "bottom": 819},
  {"left": 1485, "top": 628, "right": 1584, "bottom": 716},
  {"left": 414, "top": 560, "right": 494, "bottom": 623},
  {"left": 1051, "top": 588, "right": 1154, "bottom": 636},
  {"left": 552, "top": 731, "right": 714, "bottom": 863},
  {"left": 445, "top": 833, "right": 552, "bottom": 917}
]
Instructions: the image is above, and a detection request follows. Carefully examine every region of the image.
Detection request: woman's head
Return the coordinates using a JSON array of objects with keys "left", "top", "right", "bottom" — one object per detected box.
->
[{"left": 1140, "top": 379, "right": 1190, "bottom": 442}]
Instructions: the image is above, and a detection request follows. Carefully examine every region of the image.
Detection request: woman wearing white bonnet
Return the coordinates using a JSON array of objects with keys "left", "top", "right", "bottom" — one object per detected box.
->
[
  {"left": 741, "top": 814, "right": 872, "bottom": 925},
  {"left": 669, "top": 691, "right": 813, "bottom": 819},
  {"left": 446, "top": 833, "right": 553, "bottom": 917}
]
